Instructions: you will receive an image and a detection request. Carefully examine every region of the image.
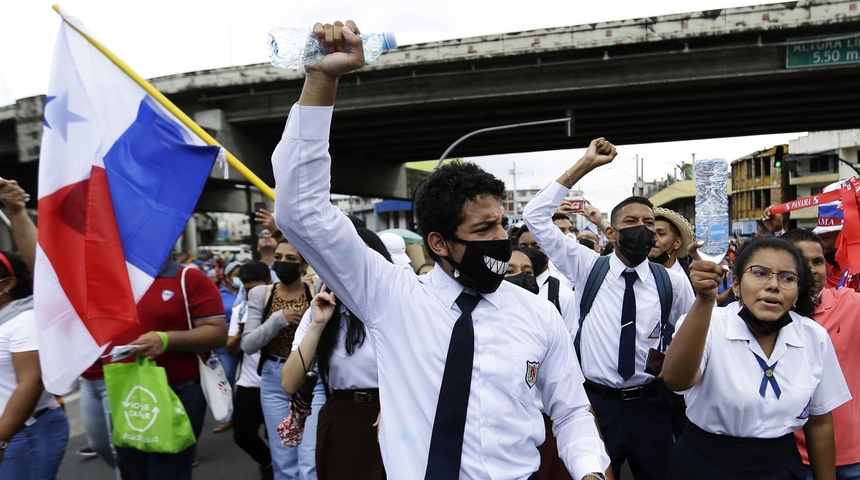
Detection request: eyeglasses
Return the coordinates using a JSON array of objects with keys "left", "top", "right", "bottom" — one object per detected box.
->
[{"left": 743, "top": 265, "right": 799, "bottom": 288}]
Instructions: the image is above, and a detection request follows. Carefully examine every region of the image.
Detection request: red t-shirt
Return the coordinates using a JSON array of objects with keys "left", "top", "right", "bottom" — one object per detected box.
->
[
  {"left": 795, "top": 287, "right": 860, "bottom": 466},
  {"left": 825, "top": 261, "right": 860, "bottom": 292},
  {"left": 83, "top": 266, "right": 224, "bottom": 384}
]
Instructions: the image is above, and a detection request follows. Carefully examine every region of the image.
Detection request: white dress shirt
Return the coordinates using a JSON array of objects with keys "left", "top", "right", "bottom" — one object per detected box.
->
[
  {"left": 536, "top": 269, "right": 579, "bottom": 336},
  {"left": 292, "top": 306, "right": 378, "bottom": 390},
  {"left": 675, "top": 303, "right": 850, "bottom": 438},
  {"left": 228, "top": 305, "right": 261, "bottom": 389},
  {"left": 273, "top": 104, "right": 609, "bottom": 480},
  {"left": 523, "top": 182, "right": 694, "bottom": 388},
  {"left": 548, "top": 261, "right": 574, "bottom": 290}
]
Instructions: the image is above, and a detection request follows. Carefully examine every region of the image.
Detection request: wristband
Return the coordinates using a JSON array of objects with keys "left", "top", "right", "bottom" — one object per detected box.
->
[
  {"left": 565, "top": 169, "right": 574, "bottom": 188},
  {"left": 154, "top": 331, "right": 169, "bottom": 353}
]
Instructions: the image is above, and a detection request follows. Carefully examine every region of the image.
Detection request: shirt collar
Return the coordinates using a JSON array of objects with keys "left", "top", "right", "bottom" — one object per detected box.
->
[
  {"left": 427, "top": 262, "right": 501, "bottom": 310},
  {"left": 536, "top": 269, "right": 551, "bottom": 286},
  {"left": 814, "top": 287, "right": 838, "bottom": 315},
  {"left": 725, "top": 302, "right": 804, "bottom": 349},
  {"left": 608, "top": 252, "right": 650, "bottom": 282}
]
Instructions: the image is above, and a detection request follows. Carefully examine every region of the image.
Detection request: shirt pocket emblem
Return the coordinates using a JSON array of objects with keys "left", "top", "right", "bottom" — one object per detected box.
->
[
  {"left": 796, "top": 398, "right": 811, "bottom": 420},
  {"left": 525, "top": 360, "right": 540, "bottom": 389}
]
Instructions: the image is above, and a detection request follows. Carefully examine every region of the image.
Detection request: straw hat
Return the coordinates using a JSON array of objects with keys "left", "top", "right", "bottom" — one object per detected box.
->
[{"left": 653, "top": 207, "right": 694, "bottom": 257}]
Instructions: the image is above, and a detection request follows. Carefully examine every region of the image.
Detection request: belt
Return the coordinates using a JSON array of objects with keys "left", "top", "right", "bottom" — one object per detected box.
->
[
  {"left": 584, "top": 379, "right": 660, "bottom": 401},
  {"left": 332, "top": 389, "right": 379, "bottom": 403},
  {"left": 264, "top": 353, "right": 289, "bottom": 364}
]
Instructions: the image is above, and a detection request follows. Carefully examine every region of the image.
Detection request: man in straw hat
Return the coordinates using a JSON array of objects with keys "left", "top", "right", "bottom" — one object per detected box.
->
[{"left": 648, "top": 207, "right": 694, "bottom": 282}]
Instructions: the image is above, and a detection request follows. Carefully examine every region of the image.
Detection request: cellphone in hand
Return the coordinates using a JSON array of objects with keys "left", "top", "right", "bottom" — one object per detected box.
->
[
  {"left": 254, "top": 201, "right": 267, "bottom": 213},
  {"left": 565, "top": 199, "right": 586, "bottom": 214},
  {"left": 644, "top": 348, "right": 666, "bottom": 377}
]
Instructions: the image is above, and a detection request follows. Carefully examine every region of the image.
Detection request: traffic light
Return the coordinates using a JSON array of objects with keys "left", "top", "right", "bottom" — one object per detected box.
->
[
  {"left": 774, "top": 145, "right": 784, "bottom": 168},
  {"left": 774, "top": 159, "right": 782, "bottom": 168}
]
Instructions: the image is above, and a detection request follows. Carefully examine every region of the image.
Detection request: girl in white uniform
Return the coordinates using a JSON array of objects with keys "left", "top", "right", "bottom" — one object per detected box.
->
[
  {"left": 281, "top": 227, "right": 388, "bottom": 480},
  {"left": 663, "top": 236, "right": 850, "bottom": 480}
]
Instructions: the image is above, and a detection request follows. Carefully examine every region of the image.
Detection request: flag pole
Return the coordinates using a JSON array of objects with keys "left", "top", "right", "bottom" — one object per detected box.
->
[{"left": 51, "top": 5, "right": 275, "bottom": 201}]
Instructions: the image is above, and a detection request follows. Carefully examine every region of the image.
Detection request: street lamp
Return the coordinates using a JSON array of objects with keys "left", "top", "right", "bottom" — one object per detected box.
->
[{"left": 435, "top": 110, "right": 575, "bottom": 169}]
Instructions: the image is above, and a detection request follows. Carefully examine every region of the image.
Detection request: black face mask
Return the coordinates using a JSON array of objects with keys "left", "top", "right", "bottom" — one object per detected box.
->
[
  {"left": 616, "top": 225, "right": 656, "bottom": 266},
  {"left": 504, "top": 272, "right": 540, "bottom": 295},
  {"left": 824, "top": 249, "right": 839, "bottom": 268},
  {"left": 520, "top": 247, "right": 548, "bottom": 275},
  {"left": 445, "top": 238, "right": 512, "bottom": 294},
  {"left": 737, "top": 305, "right": 793, "bottom": 336},
  {"left": 650, "top": 250, "right": 670, "bottom": 265},
  {"left": 272, "top": 261, "right": 302, "bottom": 284}
]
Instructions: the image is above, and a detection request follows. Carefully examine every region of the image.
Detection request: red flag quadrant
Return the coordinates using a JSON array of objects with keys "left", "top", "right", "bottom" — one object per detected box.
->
[{"left": 35, "top": 13, "right": 220, "bottom": 394}]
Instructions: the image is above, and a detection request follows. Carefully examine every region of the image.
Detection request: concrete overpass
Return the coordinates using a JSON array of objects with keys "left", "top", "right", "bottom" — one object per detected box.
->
[{"left": 2, "top": 0, "right": 860, "bottom": 207}]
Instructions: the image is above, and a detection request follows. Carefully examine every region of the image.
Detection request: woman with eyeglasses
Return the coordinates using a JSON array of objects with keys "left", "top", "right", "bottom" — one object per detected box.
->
[
  {"left": 663, "top": 236, "right": 849, "bottom": 480},
  {"left": 0, "top": 251, "right": 69, "bottom": 479}
]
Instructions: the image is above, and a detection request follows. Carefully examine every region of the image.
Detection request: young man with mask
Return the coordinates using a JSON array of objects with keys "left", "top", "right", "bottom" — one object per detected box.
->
[
  {"left": 523, "top": 141, "right": 693, "bottom": 480},
  {"left": 649, "top": 207, "right": 694, "bottom": 285},
  {"left": 272, "top": 20, "right": 610, "bottom": 480}
]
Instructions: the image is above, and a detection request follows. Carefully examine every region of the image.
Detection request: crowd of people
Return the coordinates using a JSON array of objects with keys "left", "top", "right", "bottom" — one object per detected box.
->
[{"left": 0, "top": 19, "right": 858, "bottom": 480}]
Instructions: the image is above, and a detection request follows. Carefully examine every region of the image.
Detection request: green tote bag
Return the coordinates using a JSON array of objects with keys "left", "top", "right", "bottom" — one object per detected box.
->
[{"left": 104, "top": 357, "right": 196, "bottom": 453}]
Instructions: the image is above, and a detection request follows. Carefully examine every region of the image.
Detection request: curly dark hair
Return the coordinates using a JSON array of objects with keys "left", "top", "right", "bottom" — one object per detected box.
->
[
  {"left": 732, "top": 236, "right": 814, "bottom": 317},
  {"left": 0, "top": 251, "right": 32, "bottom": 299},
  {"left": 413, "top": 162, "right": 506, "bottom": 262}
]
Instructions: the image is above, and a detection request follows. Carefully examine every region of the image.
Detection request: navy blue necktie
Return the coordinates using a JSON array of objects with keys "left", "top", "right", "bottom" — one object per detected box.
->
[
  {"left": 425, "top": 291, "right": 481, "bottom": 479},
  {"left": 618, "top": 270, "right": 638, "bottom": 380},
  {"left": 753, "top": 352, "right": 781, "bottom": 398}
]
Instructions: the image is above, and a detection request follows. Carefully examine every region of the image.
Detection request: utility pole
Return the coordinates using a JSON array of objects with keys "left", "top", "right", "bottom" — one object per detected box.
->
[{"left": 509, "top": 162, "right": 518, "bottom": 214}]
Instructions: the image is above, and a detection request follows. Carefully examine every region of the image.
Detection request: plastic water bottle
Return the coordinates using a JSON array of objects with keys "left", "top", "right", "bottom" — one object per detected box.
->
[
  {"left": 268, "top": 27, "right": 397, "bottom": 69},
  {"left": 694, "top": 158, "right": 730, "bottom": 264}
]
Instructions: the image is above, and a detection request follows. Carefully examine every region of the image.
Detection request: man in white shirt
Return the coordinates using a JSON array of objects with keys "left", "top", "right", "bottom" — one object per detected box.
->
[
  {"left": 523, "top": 139, "right": 693, "bottom": 480},
  {"left": 272, "top": 20, "right": 610, "bottom": 480}
]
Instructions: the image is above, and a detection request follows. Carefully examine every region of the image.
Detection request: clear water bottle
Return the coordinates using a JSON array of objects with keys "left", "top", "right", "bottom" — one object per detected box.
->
[
  {"left": 268, "top": 27, "right": 397, "bottom": 69},
  {"left": 694, "top": 158, "right": 730, "bottom": 264}
]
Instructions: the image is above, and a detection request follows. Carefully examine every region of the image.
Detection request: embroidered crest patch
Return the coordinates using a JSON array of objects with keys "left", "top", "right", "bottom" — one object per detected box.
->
[
  {"left": 797, "top": 398, "right": 811, "bottom": 420},
  {"left": 525, "top": 360, "right": 540, "bottom": 389},
  {"left": 648, "top": 322, "right": 661, "bottom": 339},
  {"left": 161, "top": 290, "right": 175, "bottom": 302}
]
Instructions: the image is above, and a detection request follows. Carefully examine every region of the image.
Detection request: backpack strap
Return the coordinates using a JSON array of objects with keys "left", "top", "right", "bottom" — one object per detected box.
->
[
  {"left": 573, "top": 256, "right": 611, "bottom": 361},
  {"left": 546, "top": 275, "right": 562, "bottom": 315},
  {"left": 648, "top": 262, "right": 674, "bottom": 352}
]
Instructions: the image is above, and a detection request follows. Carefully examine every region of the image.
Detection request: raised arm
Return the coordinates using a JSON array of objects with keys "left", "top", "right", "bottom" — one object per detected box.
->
[
  {"left": 0, "top": 179, "right": 37, "bottom": 273},
  {"left": 524, "top": 139, "right": 614, "bottom": 287},
  {"left": 272, "top": 21, "right": 406, "bottom": 325},
  {"left": 662, "top": 242, "right": 724, "bottom": 391},
  {"left": 282, "top": 291, "right": 336, "bottom": 394}
]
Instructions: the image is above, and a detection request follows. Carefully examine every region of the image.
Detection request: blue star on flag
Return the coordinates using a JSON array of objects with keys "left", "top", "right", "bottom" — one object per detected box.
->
[{"left": 44, "top": 93, "right": 87, "bottom": 142}]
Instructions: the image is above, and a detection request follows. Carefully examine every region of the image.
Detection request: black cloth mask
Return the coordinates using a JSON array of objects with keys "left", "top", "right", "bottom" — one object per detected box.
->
[
  {"left": 520, "top": 247, "right": 548, "bottom": 275},
  {"left": 504, "top": 272, "right": 540, "bottom": 295},
  {"left": 272, "top": 261, "right": 302, "bottom": 284},
  {"left": 616, "top": 225, "right": 656, "bottom": 266},
  {"left": 738, "top": 305, "right": 793, "bottom": 336},
  {"left": 445, "top": 238, "right": 512, "bottom": 294},
  {"left": 650, "top": 250, "right": 671, "bottom": 265}
]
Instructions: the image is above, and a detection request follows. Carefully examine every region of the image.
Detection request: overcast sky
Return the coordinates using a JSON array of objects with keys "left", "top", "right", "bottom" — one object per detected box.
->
[{"left": 0, "top": 0, "right": 803, "bottom": 210}]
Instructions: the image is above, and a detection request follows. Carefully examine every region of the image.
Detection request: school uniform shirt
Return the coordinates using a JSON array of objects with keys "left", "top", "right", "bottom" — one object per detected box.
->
[
  {"left": 273, "top": 104, "right": 610, "bottom": 480},
  {"left": 547, "top": 261, "right": 574, "bottom": 290},
  {"left": 292, "top": 306, "right": 378, "bottom": 390},
  {"left": 523, "top": 182, "right": 694, "bottom": 388},
  {"left": 675, "top": 303, "right": 850, "bottom": 438},
  {"left": 228, "top": 305, "right": 261, "bottom": 389},
  {"left": 536, "top": 269, "right": 579, "bottom": 336}
]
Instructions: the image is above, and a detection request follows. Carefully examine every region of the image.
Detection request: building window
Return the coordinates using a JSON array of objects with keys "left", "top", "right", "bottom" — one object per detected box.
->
[
  {"left": 763, "top": 159, "right": 771, "bottom": 176},
  {"left": 746, "top": 161, "right": 753, "bottom": 178},
  {"left": 811, "top": 186, "right": 822, "bottom": 195},
  {"left": 763, "top": 189, "right": 771, "bottom": 207},
  {"left": 754, "top": 159, "right": 762, "bottom": 177},
  {"left": 809, "top": 157, "right": 830, "bottom": 173}
]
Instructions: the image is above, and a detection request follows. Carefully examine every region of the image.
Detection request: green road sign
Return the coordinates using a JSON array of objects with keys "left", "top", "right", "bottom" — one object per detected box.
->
[{"left": 786, "top": 35, "right": 860, "bottom": 69}]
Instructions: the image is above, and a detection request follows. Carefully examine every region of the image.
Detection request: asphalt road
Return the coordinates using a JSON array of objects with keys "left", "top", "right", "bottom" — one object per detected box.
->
[{"left": 57, "top": 390, "right": 261, "bottom": 480}]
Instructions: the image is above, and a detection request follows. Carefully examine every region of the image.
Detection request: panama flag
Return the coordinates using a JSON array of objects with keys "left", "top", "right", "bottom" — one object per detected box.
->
[{"left": 36, "top": 12, "right": 221, "bottom": 394}]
